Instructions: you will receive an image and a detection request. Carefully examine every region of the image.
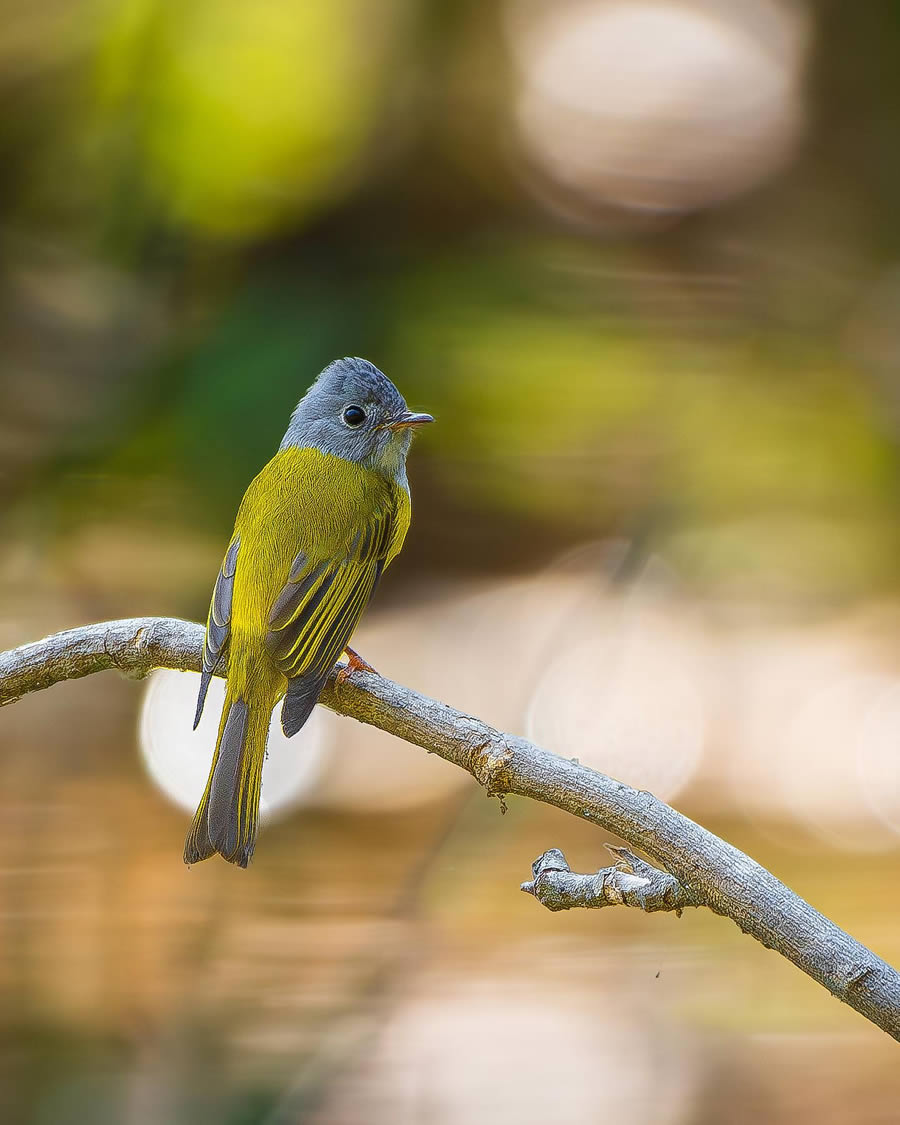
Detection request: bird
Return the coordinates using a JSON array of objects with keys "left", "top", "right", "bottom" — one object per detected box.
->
[{"left": 184, "top": 357, "right": 433, "bottom": 867}]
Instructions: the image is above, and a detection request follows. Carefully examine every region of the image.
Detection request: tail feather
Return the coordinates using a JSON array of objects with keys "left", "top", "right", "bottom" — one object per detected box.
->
[
  {"left": 184, "top": 691, "right": 273, "bottom": 868},
  {"left": 208, "top": 699, "right": 253, "bottom": 863},
  {"left": 281, "top": 672, "right": 328, "bottom": 737},
  {"left": 183, "top": 802, "right": 217, "bottom": 864}
]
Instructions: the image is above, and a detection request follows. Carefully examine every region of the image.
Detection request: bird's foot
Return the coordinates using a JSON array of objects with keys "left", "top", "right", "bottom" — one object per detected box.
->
[{"left": 336, "top": 646, "right": 377, "bottom": 686}]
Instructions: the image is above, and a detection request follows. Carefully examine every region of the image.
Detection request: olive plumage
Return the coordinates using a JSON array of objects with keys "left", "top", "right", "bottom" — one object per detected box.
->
[{"left": 185, "top": 358, "right": 432, "bottom": 867}]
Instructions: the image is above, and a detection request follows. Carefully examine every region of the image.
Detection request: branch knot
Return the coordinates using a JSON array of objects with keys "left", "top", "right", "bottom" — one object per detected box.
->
[
  {"left": 469, "top": 736, "right": 513, "bottom": 797},
  {"left": 521, "top": 846, "right": 697, "bottom": 915}
]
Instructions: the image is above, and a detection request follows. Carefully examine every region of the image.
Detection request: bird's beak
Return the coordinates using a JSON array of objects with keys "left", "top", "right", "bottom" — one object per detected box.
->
[{"left": 386, "top": 411, "right": 434, "bottom": 431}]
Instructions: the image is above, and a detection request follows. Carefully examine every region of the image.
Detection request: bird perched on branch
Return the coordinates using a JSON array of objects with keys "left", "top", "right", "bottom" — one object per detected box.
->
[{"left": 185, "top": 358, "right": 433, "bottom": 867}]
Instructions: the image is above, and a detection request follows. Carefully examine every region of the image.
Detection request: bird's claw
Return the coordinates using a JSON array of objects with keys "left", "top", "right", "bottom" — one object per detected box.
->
[{"left": 336, "top": 646, "right": 377, "bottom": 686}]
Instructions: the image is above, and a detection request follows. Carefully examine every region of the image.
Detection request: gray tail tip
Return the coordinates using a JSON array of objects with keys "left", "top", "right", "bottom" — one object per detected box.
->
[
  {"left": 183, "top": 833, "right": 253, "bottom": 868},
  {"left": 183, "top": 831, "right": 215, "bottom": 865},
  {"left": 210, "top": 842, "right": 254, "bottom": 868}
]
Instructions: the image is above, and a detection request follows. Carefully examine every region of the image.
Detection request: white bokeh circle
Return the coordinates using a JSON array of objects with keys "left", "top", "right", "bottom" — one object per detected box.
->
[
  {"left": 139, "top": 669, "right": 328, "bottom": 821},
  {"left": 526, "top": 602, "right": 705, "bottom": 801},
  {"left": 507, "top": 0, "right": 806, "bottom": 215}
]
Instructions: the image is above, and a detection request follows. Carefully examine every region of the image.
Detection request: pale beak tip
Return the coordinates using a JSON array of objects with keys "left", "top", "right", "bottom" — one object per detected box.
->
[{"left": 392, "top": 411, "right": 434, "bottom": 430}]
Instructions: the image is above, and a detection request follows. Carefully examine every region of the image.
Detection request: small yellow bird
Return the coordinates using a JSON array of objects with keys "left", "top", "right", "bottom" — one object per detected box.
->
[{"left": 185, "top": 358, "right": 433, "bottom": 867}]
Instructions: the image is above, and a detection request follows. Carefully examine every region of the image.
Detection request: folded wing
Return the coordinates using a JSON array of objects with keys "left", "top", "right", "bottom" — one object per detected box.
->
[
  {"left": 266, "top": 506, "right": 397, "bottom": 736},
  {"left": 193, "top": 535, "right": 239, "bottom": 729}
]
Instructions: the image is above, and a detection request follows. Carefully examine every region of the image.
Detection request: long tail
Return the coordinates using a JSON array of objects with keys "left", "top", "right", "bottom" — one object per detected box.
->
[{"left": 184, "top": 681, "right": 279, "bottom": 868}]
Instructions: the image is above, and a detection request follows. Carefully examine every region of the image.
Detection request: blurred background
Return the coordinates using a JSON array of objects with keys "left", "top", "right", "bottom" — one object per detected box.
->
[{"left": 3, "top": 0, "right": 900, "bottom": 1119}]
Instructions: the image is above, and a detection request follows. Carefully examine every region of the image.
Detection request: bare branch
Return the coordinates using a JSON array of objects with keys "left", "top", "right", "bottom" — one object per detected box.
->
[
  {"left": 1, "top": 616, "right": 900, "bottom": 1041},
  {"left": 522, "top": 846, "right": 698, "bottom": 914}
]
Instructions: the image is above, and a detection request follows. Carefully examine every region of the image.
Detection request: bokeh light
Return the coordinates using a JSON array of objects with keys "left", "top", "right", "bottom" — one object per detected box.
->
[
  {"left": 308, "top": 971, "right": 699, "bottom": 1124},
  {"left": 506, "top": 0, "right": 807, "bottom": 219},
  {"left": 89, "top": 0, "right": 403, "bottom": 238},
  {"left": 139, "top": 668, "right": 328, "bottom": 820},
  {"left": 857, "top": 678, "right": 900, "bottom": 839},
  {"left": 527, "top": 576, "right": 706, "bottom": 801},
  {"left": 6, "top": 0, "right": 900, "bottom": 1117}
]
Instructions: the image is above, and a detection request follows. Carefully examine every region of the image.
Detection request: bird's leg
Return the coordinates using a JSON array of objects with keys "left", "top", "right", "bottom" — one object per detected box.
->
[{"left": 336, "top": 645, "right": 377, "bottom": 686}]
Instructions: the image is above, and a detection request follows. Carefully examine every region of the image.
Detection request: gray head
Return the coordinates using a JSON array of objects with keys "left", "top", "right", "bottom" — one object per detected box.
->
[{"left": 280, "top": 358, "right": 433, "bottom": 482}]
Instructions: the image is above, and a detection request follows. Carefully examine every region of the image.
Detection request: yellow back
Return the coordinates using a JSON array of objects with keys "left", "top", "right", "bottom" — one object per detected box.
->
[{"left": 230, "top": 445, "right": 410, "bottom": 647}]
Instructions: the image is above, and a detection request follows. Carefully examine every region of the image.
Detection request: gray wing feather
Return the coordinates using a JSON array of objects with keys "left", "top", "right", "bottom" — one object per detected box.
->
[
  {"left": 194, "top": 536, "right": 239, "bottom": 729},
  {"left": 265, "top": 505, "right": 396, "bottom": 738},
  {"left": 267, "top": 554, "right": 330, "bottom": 631},
  {"left": 265, "top": 565, "right": 338, "bottom": 666}
]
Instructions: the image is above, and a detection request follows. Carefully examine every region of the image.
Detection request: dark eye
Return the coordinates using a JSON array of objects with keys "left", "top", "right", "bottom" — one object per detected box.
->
[{"left": 342, "top": 405, "right": 366, "bottom": 428}]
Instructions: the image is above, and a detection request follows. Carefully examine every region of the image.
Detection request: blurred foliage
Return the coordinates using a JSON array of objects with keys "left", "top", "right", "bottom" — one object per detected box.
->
[
  {"left": 89, "top": 0, "right": 401, "bottom": 238},
  {"left": 5, "top": 3, "right": 900, "bottom": 1121},
  {"left": 2, "top": 0, "right": 900, "bottom": 603}
]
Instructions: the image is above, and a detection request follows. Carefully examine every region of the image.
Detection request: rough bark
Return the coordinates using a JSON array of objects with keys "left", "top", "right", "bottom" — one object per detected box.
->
[
  {"left": 521, "top": 846, "right": 696, "bottom": 914},
  {"left": 1, "top": 616, "right": 899, "bottom": 1041}
]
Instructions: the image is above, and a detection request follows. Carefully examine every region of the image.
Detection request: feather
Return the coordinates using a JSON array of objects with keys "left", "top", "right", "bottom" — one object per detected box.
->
[
  {"left": 194, "top": 536, "right": 240, "bottom": 729},
  {"left": 207, "top": 698, "right": 251, "bottom": 863},
  {"left": 281, "top": 673, "right": 328, "bottom": 738},
  {"left": 264, "top": 504, "right": 397, "bottom": 685},
  {"left": 184, "top": 446, "right": 414, "bottom": 868}
]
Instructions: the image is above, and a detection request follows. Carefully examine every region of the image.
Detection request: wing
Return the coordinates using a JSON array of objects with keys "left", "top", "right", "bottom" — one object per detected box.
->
[
  {"left": 193, "top": 535, "right": 240, "bottom": 729},
  {"left": 265, "top": 499, "right": 404, "bottom": 736},
  {"left": 265, "top": 505, "right": 395, "bottom": 679}
]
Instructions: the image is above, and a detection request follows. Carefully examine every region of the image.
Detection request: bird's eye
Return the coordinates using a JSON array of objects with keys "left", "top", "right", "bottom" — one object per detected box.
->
[{"left": 342, "top": 405, "right": 366, "bottom": 428}]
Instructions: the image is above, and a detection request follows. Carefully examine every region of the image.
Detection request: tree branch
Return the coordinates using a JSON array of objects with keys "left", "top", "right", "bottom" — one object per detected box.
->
[
  {"left": 522, "top": 846, "right": 697, "bottom": 914},
  {"left": 1, "top": 616, "right": 899, "bottom": 1041}
]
